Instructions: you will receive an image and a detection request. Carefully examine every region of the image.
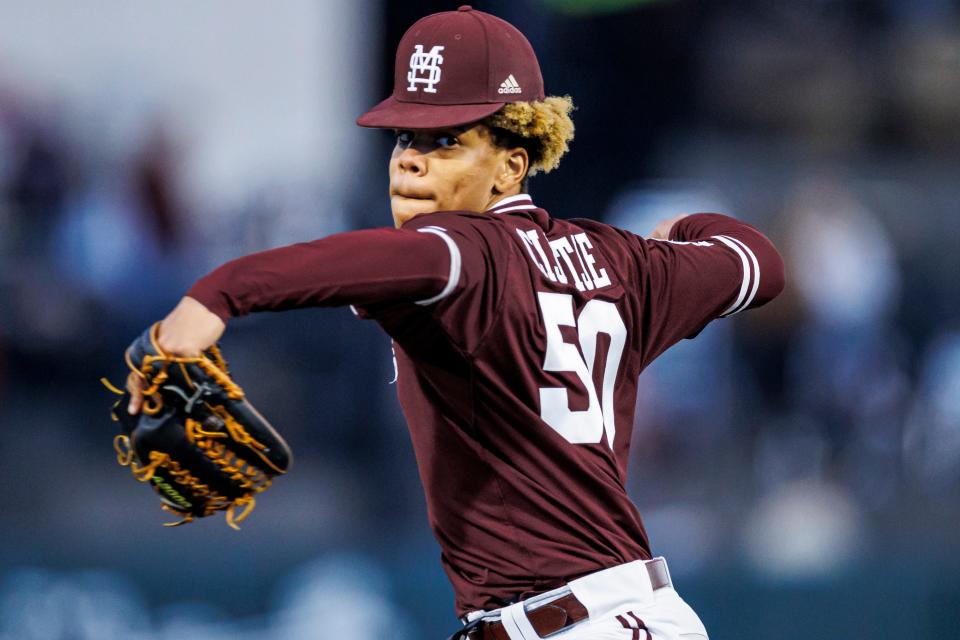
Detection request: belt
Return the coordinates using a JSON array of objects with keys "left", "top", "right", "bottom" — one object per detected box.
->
[{"left": 456, "top": 558, "right": 671, "bottom": 640}]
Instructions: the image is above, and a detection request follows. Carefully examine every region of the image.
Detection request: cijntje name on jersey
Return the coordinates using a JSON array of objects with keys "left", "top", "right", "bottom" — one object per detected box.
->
[{"left": 516, "top": 228, "right": 612, "bottom": 291}]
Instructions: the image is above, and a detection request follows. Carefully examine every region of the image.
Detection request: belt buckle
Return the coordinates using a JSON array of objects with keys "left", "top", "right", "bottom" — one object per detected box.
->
[
  {"left": 540, "top": 618, "right": 581, "bottom": 638},
  {"left": 527, "top": 593, "right": 589, "bottom": 638},
  {"left": 451, "top": 587, "right": 588, "bottom": 640}
]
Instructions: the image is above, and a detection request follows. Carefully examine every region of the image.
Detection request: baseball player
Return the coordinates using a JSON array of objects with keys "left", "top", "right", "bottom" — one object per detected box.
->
[{"left": 127, "top": 7, "right": 783, "bottom": 639}]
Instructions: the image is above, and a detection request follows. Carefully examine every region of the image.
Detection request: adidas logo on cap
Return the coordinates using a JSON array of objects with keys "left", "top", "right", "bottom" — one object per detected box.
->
[{"left": 498, "top": 74, "right": 522, "bottom": 95}]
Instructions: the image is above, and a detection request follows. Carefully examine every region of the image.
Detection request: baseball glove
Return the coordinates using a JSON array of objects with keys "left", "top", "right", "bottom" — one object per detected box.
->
[{"left": 102, "top": 322, "right": 292, "bottom": 529}]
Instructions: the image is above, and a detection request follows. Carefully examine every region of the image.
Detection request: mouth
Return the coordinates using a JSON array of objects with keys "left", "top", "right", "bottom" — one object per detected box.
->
[{"left": 392, "top": 192, "right": 433, "bottom": 201}]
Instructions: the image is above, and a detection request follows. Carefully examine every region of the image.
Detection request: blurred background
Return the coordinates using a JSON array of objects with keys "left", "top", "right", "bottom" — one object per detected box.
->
[{"left": 1, "top": 0, "right": 958, "bottom": 638}]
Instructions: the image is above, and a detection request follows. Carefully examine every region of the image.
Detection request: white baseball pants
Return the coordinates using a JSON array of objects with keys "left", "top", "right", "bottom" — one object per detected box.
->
[{"left": 463, "top": 558, "right": 708, "bottom": 640}]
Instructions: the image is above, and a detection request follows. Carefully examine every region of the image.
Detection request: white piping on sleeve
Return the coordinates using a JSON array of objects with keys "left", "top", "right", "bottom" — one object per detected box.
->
[
  {"left": 721, "top": 234, "right": 761, "bottom": 315},
  {"left": 415, "top": 226, "right": 462, "bottom": 306},
  {"left": 712, "top": 235, "right": 752, "bottom": 317}
]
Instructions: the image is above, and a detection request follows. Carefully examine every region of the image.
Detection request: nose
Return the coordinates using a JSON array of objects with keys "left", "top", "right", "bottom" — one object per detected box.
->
[{"left": 397, "top": 147, "right": 427, "bottom": 175}]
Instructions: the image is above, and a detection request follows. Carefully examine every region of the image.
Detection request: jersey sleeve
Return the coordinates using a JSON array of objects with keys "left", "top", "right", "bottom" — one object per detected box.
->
[
  {"left": 186, "top": 227, "right": 454, "bottom": 321},
  {"left": 634, "top": 212, "right": 785, "bottom": 365},
  {"left": 397, "top": 212, "right": 510, "bottom": 353}
]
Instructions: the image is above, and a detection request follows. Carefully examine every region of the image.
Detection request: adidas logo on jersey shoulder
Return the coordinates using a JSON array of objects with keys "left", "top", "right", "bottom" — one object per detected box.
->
[{"left": 498, "top": 74, "right": 522, "bottom": 95}]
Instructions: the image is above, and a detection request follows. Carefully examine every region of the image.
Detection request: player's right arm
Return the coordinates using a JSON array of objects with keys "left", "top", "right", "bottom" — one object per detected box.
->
[
  {"left": 634, "top": 212, "right": 785, "bottom": 365},
  {"left": 126, "top": 226, "right": 457, "bottom": 413}
]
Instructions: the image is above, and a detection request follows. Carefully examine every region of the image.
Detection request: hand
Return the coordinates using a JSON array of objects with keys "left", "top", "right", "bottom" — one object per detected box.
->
[
  {"left": 647, "top": 214, "right": 689, "bottom": 240},
  {"left": 127, "top": 296, "right": 226, "bottom": 414}
]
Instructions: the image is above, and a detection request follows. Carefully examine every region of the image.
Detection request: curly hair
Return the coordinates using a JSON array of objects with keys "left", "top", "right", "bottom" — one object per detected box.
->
[{"left": 482, "top": 96, "right": 575, "bottom": 177}]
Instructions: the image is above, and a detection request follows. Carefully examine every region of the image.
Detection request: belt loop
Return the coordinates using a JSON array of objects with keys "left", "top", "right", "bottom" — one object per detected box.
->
[
  {"left": 446, "top": 616, "right": 484, "bottom": 640},
  {"left": 654, "top": 556, "right": 672, "bottom": 589},
  {"left": 499, "top": 601, "right": 539, "bottom": 640}
]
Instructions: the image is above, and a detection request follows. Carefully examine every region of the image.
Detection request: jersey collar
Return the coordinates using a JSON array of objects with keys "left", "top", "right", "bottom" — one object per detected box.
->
[{"left": 486, "top": 194, "right": 537, "bottom": 214}]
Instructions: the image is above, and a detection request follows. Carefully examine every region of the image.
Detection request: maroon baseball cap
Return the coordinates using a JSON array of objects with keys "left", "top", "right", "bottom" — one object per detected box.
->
[{"left": 357, "top": 5, "right": 545, "bottom": 129}]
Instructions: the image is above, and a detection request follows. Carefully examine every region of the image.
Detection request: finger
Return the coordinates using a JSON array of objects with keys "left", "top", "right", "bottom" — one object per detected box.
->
[
  {"left": 126, "top": 372, "right": 143, "bottom": 414},
  {"left": 648, "top": 224, "right": 667, "bottom": 240},
  {"left": 156, "top": 321, "right": 197, "bottom": 357}
]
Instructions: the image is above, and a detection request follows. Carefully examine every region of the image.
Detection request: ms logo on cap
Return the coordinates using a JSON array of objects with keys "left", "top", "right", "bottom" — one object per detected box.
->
[
  {"left": 407, "top": 44, "right": 445, "bottom": 94},
  {"left": 357, "top": 8, "right": 545, "bottom": 128}
]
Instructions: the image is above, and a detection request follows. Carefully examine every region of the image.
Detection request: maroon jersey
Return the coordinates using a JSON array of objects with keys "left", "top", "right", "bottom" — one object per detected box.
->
[{"left": 188, "top": 194, "right": 784, "bottom": 616}]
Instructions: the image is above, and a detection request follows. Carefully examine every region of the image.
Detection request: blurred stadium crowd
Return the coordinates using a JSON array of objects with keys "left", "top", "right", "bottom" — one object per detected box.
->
[{"left": 1, "top": 1, "right": 959, "bottom": 638}]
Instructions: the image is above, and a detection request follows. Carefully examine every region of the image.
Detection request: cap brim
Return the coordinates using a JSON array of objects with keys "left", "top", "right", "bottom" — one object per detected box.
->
[{"left": 356, "top": 96, "right": 505, "bottom": 129}]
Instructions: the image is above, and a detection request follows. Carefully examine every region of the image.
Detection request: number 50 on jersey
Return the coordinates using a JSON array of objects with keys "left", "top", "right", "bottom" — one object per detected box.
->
[{"left": 536, "top": 292, "right": 626, "bottom": 450}]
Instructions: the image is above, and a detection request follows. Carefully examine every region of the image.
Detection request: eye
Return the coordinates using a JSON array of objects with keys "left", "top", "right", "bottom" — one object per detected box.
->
[
  {"left": 395, "top": 130, "right": 414, "bottom": 147},
  {"left": 436, "top": 134, "right": 459, "bottom": 149}
]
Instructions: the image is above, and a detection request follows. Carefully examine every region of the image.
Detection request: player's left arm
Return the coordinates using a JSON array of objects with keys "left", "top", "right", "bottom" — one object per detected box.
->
[
  {"left": 157, "top": 215, "right": 493, "bottom": 357},
  {"left": 187, "top": 227, "right": 458, "bottom": 319},
  {"left": 126, "top": 226, "right": 458, "bottom": 413}
]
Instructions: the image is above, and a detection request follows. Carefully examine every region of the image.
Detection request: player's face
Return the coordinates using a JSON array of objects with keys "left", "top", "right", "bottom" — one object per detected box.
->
[{"left": 389, "top": 124, "right": 513, "bottom": 227}]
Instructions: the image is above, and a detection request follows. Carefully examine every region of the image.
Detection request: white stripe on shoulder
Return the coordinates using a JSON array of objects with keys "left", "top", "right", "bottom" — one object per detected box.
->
[
  {"left": 712, "top": 235, "right": 753, "bottom": 317},
  {"left": 720, "top": 234, "right": 761, "bottom": 315},
  {"left": 415, "top": 226, "right": 462, "bottom": 306},
  {"left": 649, "top": 238, "right": 714, "bottom": 246}
]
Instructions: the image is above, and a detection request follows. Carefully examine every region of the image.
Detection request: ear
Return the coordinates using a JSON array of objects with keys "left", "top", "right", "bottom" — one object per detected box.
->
[{"left": 493, "top": 146, "right": 529, "bottom": 195}]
